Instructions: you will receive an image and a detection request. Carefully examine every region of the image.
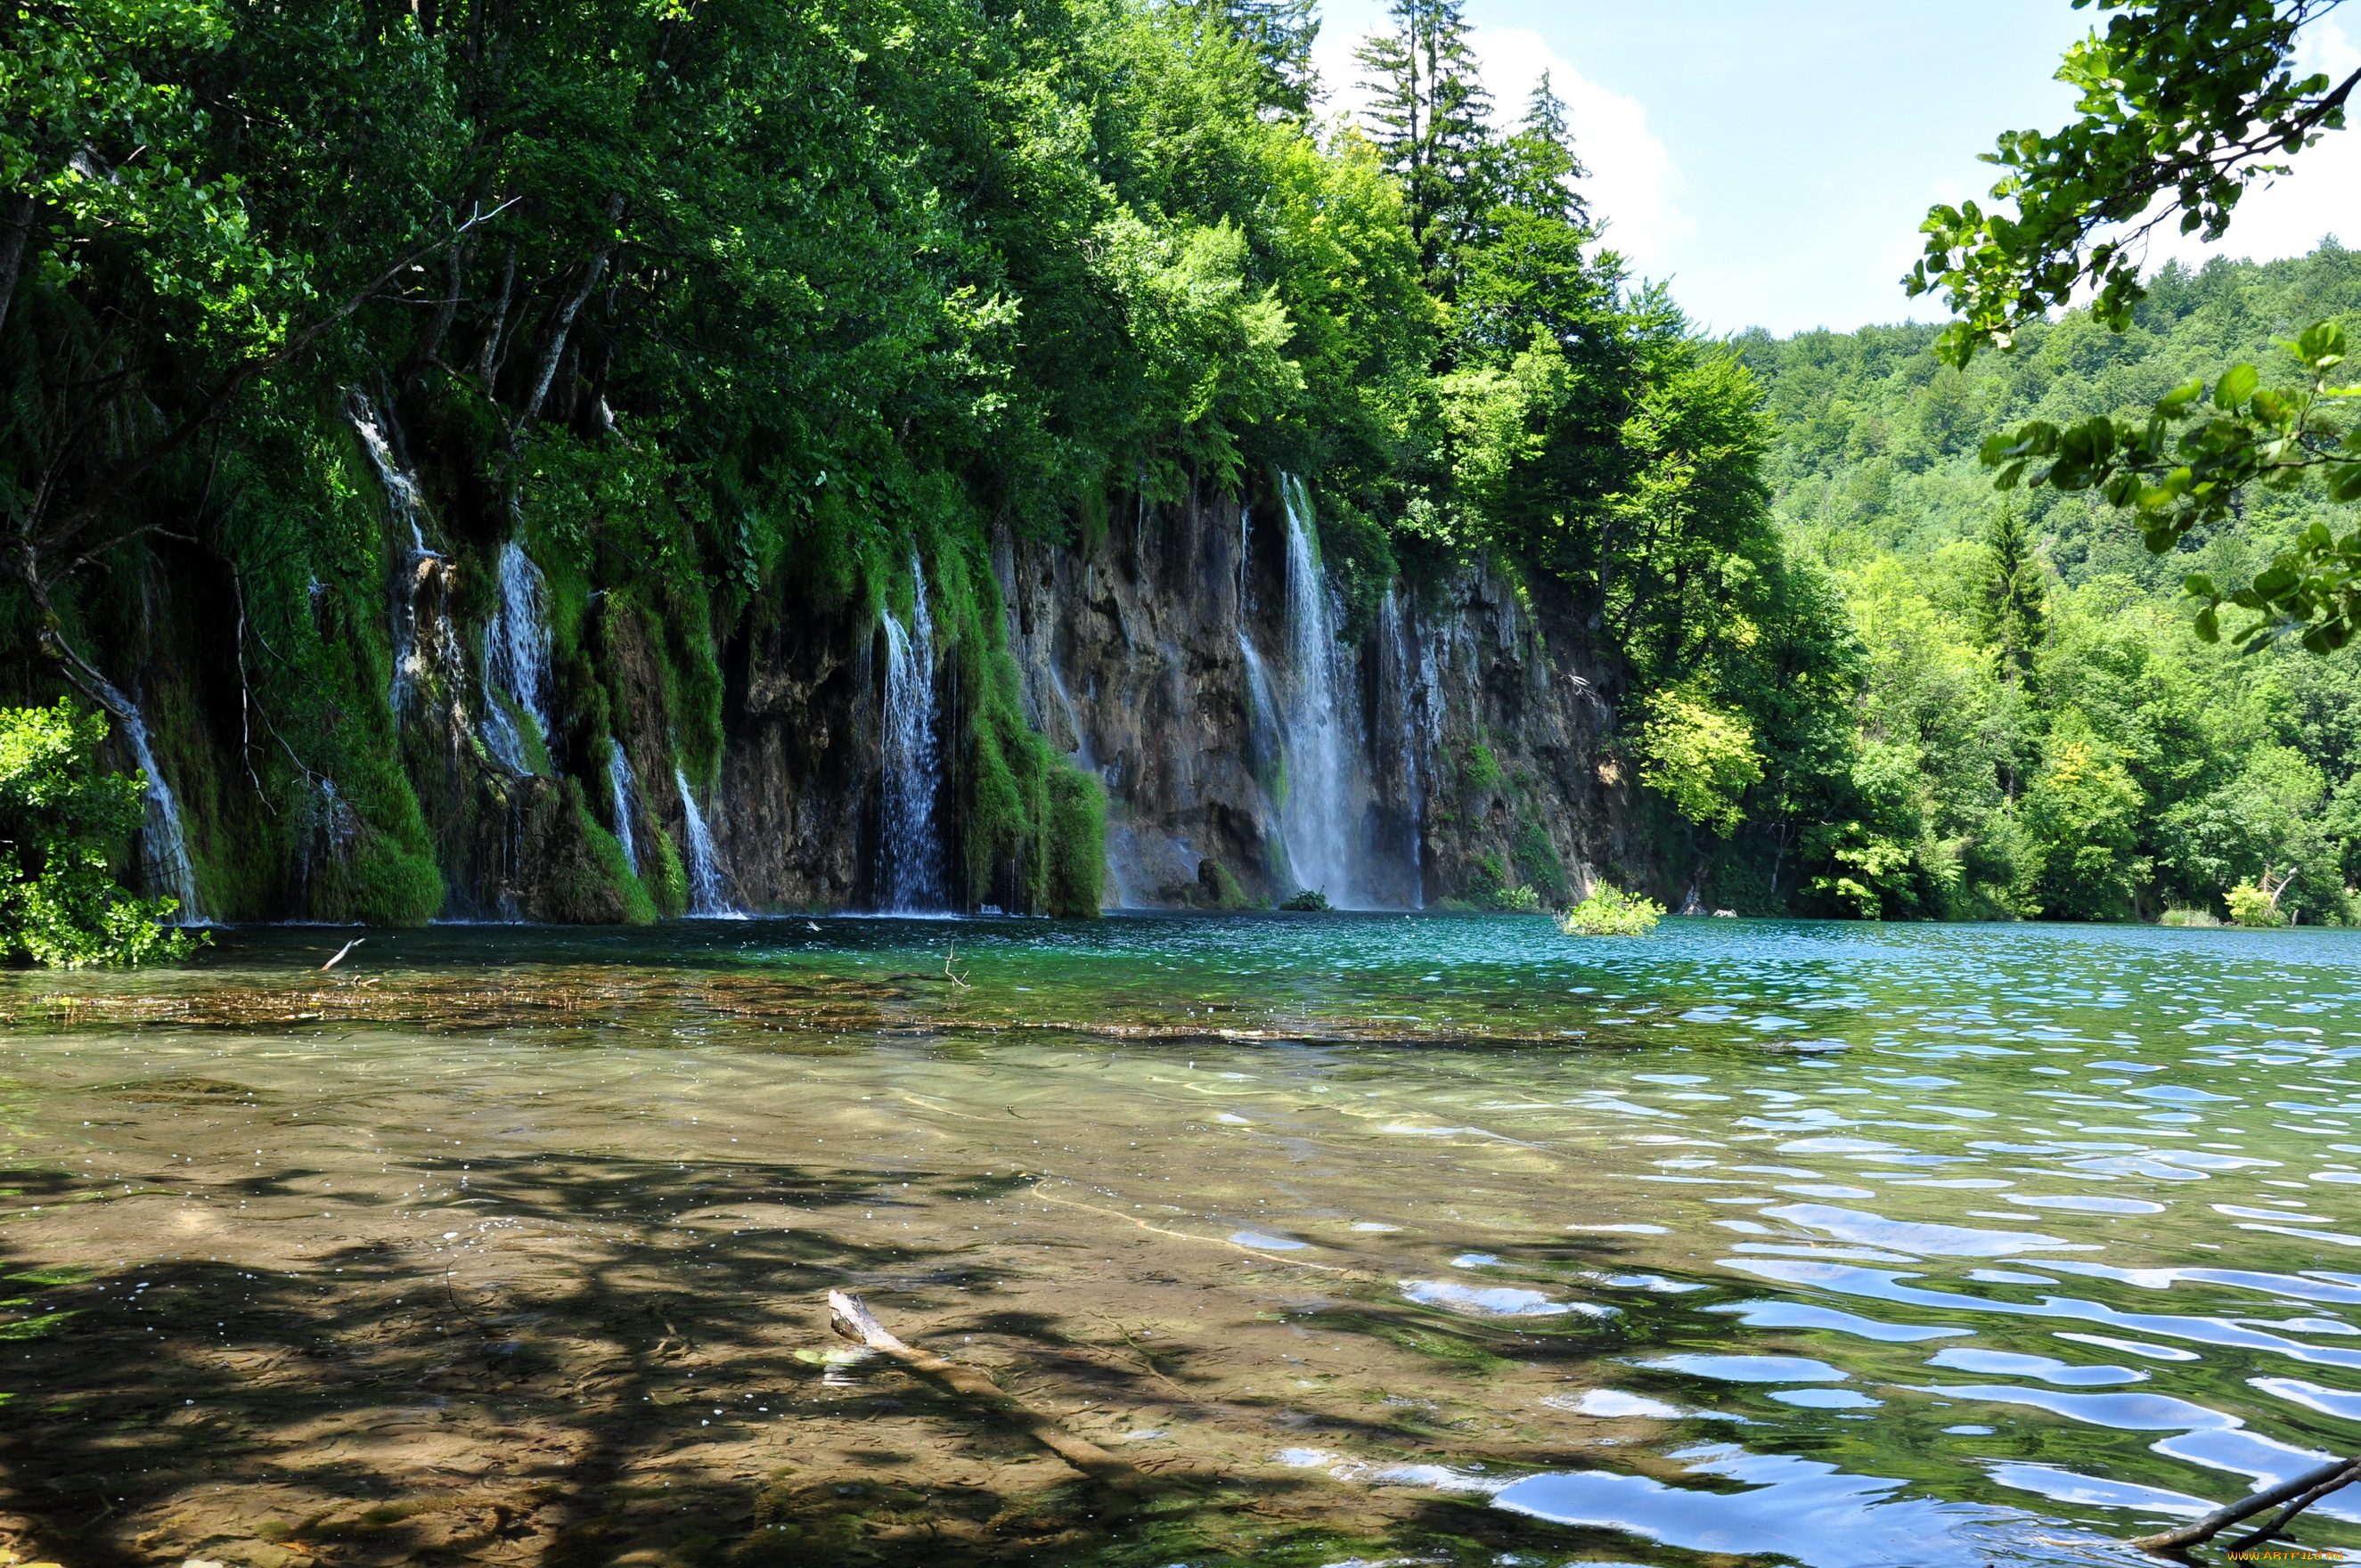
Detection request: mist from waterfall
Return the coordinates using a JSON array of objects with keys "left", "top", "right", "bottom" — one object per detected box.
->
[
  {"left": 608, "top": 746, "right": 640, "bottom": 875},
  {"left": 481, "top": 539, "right": 551, "bottom": 773},
  {"left": 675, "top": 766, "right": 741, "bottom": 917},
  {"left": 878, "top": 556, "right": 946, "bottom": 911},
  {"left": 1273, "top": 477, "right": 1382, "bottom": 908},
  {"left": 118, "top": 702, "right": 205, "bottom": 924}
]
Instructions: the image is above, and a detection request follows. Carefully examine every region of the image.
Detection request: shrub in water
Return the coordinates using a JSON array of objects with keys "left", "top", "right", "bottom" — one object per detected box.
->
[
  {"left": 1556, "top": 885, "right": 1664, "bottom": 936},
  {"left": 0, "top": 701, "right": 199, "bottom": 967},
  {"left": 1280, "top": 888, "right": 1331, "bottom": 911},
  {"left": 2161, "top": 906, "right": 2222, "bottom": 927},
  {"left": 2226, "top": 881, "right": 2288, "bottom": 927}
]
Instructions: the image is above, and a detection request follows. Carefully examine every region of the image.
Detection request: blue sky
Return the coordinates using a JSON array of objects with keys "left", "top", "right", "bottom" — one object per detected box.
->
[{"left": 1308, "top": 0, "right": 2360, "bottom": 337}]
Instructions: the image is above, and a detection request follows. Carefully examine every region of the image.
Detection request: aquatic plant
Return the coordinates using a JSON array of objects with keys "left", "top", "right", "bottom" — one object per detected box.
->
[
  {"left": 1557, "top": 885, "right": 1663, "bottom": 936},
  {"left": 1280, "top": 887, "right": 1331, "bottom": 911},
  {"left": 2160, "top": 906, "right": 2222, "bottom": 927}
]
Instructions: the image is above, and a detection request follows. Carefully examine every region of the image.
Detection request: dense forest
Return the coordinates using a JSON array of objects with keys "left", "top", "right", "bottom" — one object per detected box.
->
[
  {"left": 1, "top": 0, "right": 2355, "bottom": 947},
  {"left": 1739, "top": 244, "right": 2361, "bottom": 924}
]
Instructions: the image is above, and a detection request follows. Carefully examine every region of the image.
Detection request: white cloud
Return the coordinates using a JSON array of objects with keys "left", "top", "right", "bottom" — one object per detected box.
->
[{"left": 1307, "top": 22, "right": 1688, "bottom": 270}]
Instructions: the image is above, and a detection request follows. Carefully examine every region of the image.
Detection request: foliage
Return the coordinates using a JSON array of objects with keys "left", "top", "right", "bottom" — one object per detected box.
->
[
  {"left": 1637, "top": 690, "right": 1762, "bottom": 836},
  {"left": 2161, "top": 904, "right": 2223, "bottom": 926},
  {"left": 1908, "top": 2, "right": 2361, "bottom": 650},
  {"left": 1279, "top": 887, "right": 1331, "bottom": 911},
  {"left": 1906, "top": 0, "right": 2356, "bottom": 367},
  {"left": 0, "top": 702, "right": 196, "bottom": 966},
  {"left": 2226, "top": 878, "right": 2290, "bottom": 925},
  {"left": 1737, "top": 244, "right": 2361, "bottom": 925},
  {"left": 1556, "top": 884, "right": 1663, "bottom": 936}
]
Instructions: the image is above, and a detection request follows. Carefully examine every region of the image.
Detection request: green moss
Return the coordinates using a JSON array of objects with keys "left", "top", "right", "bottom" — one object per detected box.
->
[
  {"left": 1511, "top": 819, "right": 1570, "bottom": 904},
  {"left": 647, "top": 826, "right": 688, "bottom": 919},
  {"left": 1461, "top": 742, "right": 1503, "bottom": 796}
]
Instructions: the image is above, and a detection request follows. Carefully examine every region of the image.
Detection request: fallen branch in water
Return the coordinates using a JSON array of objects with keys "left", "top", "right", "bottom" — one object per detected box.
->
[
  {"left": 321, "top": 937, "right": 365, "bottom": 971},
  {"left": 2132, "top": 1454, "right": 2361, "bottom": 1555},
  {"left": 825, "top": 1289, "right": 1143, "bottom": 1489}
]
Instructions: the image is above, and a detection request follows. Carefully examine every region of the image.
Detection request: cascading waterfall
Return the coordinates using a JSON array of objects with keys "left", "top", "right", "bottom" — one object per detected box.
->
[
  {"left": 675, "top": 766, "right": 741, "bottom": 917},
  {"left": 480, "top": 539, "right": 551, "bottom": 773},
  {"left": 1383, "top": 587, "right": 1427, "bottom": 908},
  {"left": 608, "top": 747, "right": 640, "bottom": 875},
  {"left": 347, "top": 395, "right": 439, "bottom": 715},
  {"left": 118, "top": 700, "right": 205, "bottom": 924},
  {"left": 878, "top": 556, "right": 946, "bottom": 911},
  {"left": 1273, "top": 476, "right": 1382, "bottom": 907}
]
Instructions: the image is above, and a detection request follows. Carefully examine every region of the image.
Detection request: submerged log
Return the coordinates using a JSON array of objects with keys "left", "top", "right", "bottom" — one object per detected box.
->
[
  {"left": 824, "top": 1289, "right": 1146, "bottom": 1489},
  {"left": 2132, "top": 1454, "right": 2361, "bottom": 1555}
]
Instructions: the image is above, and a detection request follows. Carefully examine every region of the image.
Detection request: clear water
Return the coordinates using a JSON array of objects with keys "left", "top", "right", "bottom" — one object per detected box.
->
[{"left": 10, "top": 914, "right": 2361, "bottom": 1564}]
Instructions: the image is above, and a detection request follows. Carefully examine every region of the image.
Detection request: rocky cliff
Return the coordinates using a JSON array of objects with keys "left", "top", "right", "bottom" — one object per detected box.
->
[{"left": 53, "top": 399, "right": 1665, "bottom": 924}]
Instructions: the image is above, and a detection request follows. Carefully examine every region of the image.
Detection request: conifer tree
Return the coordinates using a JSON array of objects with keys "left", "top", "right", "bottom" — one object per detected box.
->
[
  {"left": 1354, "top": 0, "right": 1495, "bottom": 290},
  {"left": 1977, "top": 505, "right": 2047, "bottom": 686},
  {"left": 1193, "top": 0, "right": 1321, "bottom": 117},
  {"left": 1495, "top": 73, "right": 1589, "bottom": 228}
]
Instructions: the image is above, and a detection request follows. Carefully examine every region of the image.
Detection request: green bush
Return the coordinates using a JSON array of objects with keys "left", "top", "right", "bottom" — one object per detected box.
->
[
  {"left": 0, "top": 702, "right": 200, "bottom": 967},
  {"left": 1280, "top": 888, "right": 1331, "bottom": 911},
  {"left": 2160, "top": 905, "right": 2223, "bottom": 927},
  {"left": 2226, "top": 881, "right": 2288, "bottom": 927},
  {"left": 1557, "top": 885, "right": 1664, "bottom": 937}
]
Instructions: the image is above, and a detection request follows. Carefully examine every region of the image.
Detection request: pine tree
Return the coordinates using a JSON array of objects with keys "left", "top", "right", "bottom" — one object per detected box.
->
[
  {"left": 1977, "top": 505, "right": 2047, "bottom": 686},
  {"left": 1354, "top": 0, "right": 1494, "bottom": 290},
  {"left": 1193, "top": 0, "right": 1321, "bottom": 118},
  {"left": 1495, "top": 74, "right": 1589, "bottom": 228}
]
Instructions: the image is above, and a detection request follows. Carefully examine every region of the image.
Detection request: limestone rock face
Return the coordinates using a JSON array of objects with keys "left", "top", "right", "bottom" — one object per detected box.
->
[{"left": 990, "top": 478, "right": 1635, "bottom": 911}]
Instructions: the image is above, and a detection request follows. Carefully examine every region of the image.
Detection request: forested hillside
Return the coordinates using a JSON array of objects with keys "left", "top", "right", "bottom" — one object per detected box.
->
[
  {"left": 1734, "top": 244, "right": 2361, "bottom": 923},
  {"left": 4, "top": 0, "right": 2355, "bottom": 942}
]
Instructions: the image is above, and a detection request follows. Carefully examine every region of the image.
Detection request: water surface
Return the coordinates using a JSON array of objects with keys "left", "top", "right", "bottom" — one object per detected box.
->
[{"left": 4, "top": 914, "right": 2359, "bottom": 1565}]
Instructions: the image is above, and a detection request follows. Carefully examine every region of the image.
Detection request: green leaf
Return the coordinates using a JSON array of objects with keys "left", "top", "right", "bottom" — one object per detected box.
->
[
  {"left": 2194, "top": 603, "right": 2220, "bottom": 642},
  {"left": 2214, "top": 363, "right": 2259, "bottom": 410},
  {"left": 2183, "top": 572, "right": 2217, "bottom": 598}
]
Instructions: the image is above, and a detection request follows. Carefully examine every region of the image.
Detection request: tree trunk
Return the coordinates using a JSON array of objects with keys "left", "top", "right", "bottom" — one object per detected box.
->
[
  {"left": 0, "top": 192, "right": 41, "bottom": 340},
  {"left": 519, "top": 196, "right": 625, "bottom": 429}
]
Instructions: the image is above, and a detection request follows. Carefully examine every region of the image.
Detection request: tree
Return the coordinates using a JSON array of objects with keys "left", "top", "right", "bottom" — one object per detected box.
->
[
  {"left": 1189, "top": 0, "right": 1322, "bottom": 117},
  {"left": 1494, "top": 73, "right": 1588, "bottom": 230},
  {"left": 1354, "top": 0, "right": 1494, "bottom": 288},
  {"left": 1908, "top": 0, "right": 2361, "bottom": 653},
  {"left": 1976, "top": 505, "right": 2047, "bottom": 685},
  {"left": 0, "top": 701, "right": 194, "bottom": 966}
]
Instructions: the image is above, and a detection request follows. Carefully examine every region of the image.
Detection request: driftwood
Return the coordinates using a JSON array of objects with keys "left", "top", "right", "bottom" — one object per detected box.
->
[
  {"left": 321, "top": 938, "right": 366, "bottom": 972},
  {"left": 825, "top": 1290, "right": 1145, "bottom": 1489},
  {"left": 2133, "top": 1454, "right": 2361, "bottom": 1555}
]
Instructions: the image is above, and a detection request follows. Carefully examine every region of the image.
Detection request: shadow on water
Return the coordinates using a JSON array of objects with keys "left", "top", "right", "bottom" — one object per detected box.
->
[{"left": 0, "top": 1149, "right": 1597, "bottom": 1568}]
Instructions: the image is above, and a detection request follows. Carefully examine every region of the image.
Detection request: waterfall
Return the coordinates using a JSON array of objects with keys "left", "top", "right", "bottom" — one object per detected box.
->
[
  {"left": 480, "top": 539, "right": 551, "bottom": 773},
  {"left": 347, "top": 394, "right": 438, "bottom": 716},
  {"left": 117, "top": 701, "right": 204, "bottom": 924},
  {"left": 878, "top": 556, "right": 945, "bottom": 911},
  {"left": 1384, "top": 587, "right": 1426, "bottom": 909},
  {"left": 675, "top": 766, "right": 741, "bottom": 917},
  {"left": 1273, "top": 476, "right": 1380, "bottom": 908},
  {"left": 608, "top": 746, "right": 640, "bottom": 874}
]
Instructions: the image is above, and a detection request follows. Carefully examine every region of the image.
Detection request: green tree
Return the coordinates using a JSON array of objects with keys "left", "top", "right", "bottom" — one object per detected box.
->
[
  {"left": 1976, "top": 505, "right": 2048, "bottom": 685},
  {"left": 0, "top": 701, "right": 194, "bottom": 966},
  {"left": 1354, "top": 0, "right": 1494, "bottom": 290},
  {"left": 1908, "top": 0, "right": 2361, "bottom": 652}
]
